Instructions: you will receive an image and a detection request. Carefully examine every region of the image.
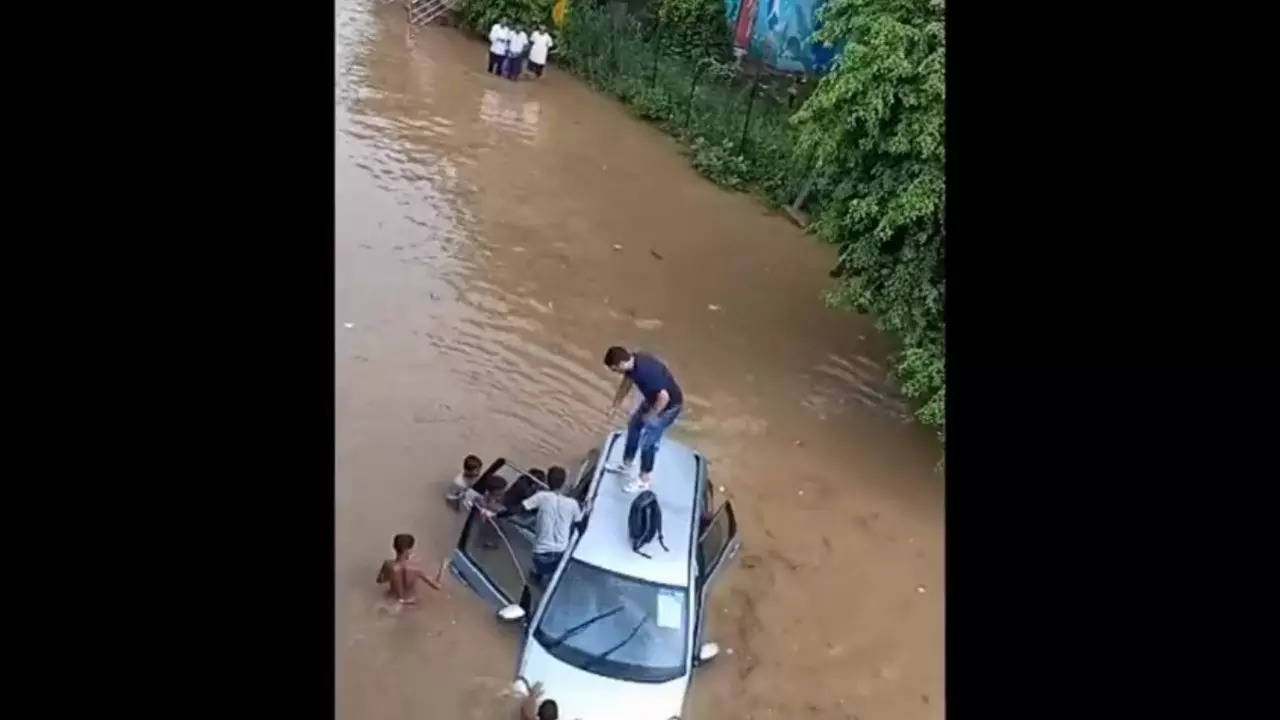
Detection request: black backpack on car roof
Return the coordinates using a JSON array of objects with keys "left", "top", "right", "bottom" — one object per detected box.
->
[{"left": 628, "top": 490, "right": 669, "bottom": 559}]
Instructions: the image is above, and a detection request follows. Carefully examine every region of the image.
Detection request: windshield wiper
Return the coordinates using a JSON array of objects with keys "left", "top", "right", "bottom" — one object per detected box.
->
[
  {"left": 542, "top": 606, "right": 624, "bottom": 649},
  {"left": 580, "top": 615, "right": 648, "bottom": 671}
]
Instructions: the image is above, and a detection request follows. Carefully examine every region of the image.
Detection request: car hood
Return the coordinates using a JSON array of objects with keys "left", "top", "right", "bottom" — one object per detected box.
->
[{"left": 519, "top": 638, "right": 688, "bottom": 720}]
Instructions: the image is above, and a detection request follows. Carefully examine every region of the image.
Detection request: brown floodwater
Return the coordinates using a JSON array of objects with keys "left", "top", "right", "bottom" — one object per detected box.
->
[{"left": 335, "top": 3, "right": 944, "bottom": 719}]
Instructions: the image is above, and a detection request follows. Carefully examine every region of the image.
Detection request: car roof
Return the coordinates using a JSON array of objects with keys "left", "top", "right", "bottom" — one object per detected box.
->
[{"left": 571, "top": 431, "right": 699, "bottom": 588}]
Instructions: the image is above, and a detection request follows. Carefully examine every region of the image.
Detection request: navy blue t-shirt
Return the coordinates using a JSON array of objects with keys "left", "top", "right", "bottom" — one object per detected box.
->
[{"left": 628, "top": 352, "right": 683, "bottom": 407}]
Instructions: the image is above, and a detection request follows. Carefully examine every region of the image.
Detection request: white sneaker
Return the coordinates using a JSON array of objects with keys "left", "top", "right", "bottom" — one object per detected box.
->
[
  {"left": 622, "top": 477, "right": 651, "bottom": 494},
  {"left": 604, "top": 462, "right": 633, "bottom": 476}
]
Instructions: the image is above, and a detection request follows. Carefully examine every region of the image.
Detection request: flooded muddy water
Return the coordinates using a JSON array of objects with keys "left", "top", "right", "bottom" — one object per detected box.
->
[{"left": 335, "top": 2, "right": 944, "bottom": 718}]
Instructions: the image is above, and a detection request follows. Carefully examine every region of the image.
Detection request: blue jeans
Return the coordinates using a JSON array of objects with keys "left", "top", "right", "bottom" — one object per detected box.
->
[
  {"left": 623, "top": 402, "right": 683, "bottom": 474},
  {"left": 504, "top": 54, "right": 523, "bottom": 80},
  {"left": 531, "top": 551, "right": 562, "bottom": 587}
]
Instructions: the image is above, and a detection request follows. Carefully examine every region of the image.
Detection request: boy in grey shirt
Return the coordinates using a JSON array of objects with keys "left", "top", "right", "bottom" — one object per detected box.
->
[{"left": 485, "top": 465, "right": 582, "bottom": 585}]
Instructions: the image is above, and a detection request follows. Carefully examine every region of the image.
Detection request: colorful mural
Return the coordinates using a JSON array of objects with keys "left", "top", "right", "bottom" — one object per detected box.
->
[
  {"left": 732, "top": 0, "right": 759, "bottom": 50},
  {"left": 725, "top": 0, "right": 835, "bottom": 74}
]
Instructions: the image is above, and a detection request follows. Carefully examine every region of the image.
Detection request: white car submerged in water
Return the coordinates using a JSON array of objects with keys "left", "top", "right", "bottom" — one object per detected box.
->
[{"left": 449, "top": 431, "right": 742, "bottom": 720}]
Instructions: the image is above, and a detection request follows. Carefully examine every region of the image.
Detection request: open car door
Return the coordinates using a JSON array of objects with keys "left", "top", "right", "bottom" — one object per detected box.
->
[
  {"left": 449, "top": 505, "right": 537, "bottom": 613},
  {"left": 693, "top": 500, "right": 741, "bottom": 651},
  {"left": 698, "top": 500, "right": 741, "bottom": 586}
]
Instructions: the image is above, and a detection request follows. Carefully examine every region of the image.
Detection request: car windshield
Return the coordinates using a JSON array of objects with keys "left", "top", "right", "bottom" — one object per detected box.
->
[{"left": 533, "top": 559, "right": 688, "bottom": 683}]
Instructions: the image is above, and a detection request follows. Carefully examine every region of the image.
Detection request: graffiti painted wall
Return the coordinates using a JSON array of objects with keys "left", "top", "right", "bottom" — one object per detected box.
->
[{"left": 725, "top": 0, "right": 835, "bottom": 74}]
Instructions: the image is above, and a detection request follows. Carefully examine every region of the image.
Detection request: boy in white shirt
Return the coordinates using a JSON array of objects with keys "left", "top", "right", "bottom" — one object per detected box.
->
[
  {"left": 488, "top": 18, "right": 510, "bottom": 75},
  {"left": 505, "top": 26, "right": 530, "bottom": 80},
  {"left": 528, "top": 26, "right": 554, "bottom": 79}
]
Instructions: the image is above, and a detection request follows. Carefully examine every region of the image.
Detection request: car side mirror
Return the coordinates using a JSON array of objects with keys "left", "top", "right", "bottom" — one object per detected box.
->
[
  {"left": 498, "top": 604, "right": 526, "bottom": 622},
  {"left": 695, "top": 642, "right": 720, "bottom": 666}
]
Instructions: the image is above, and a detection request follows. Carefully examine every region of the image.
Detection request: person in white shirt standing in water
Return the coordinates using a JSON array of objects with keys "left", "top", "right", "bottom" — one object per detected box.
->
[
  {"left": 528, "top": 25, "right": 554, "bottom": 80},
  {"left": 505, "top": 26, "right": 530, "bottom": 80},
  {"left": 487, "top": 18, "right": 510, "bottom": 75}
]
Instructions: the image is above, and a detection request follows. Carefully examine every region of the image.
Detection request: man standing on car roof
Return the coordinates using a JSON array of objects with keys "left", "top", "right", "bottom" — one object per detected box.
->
[{"left": 602, "top": 346, "right": 684, "bottom": 494}]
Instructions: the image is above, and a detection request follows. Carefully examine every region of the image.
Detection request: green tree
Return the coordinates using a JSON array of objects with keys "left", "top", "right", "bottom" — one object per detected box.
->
[
  {"left": 792, "top": 0, "right": 945, "bottom": 436},
  {"left": 657, "top": 0, "right": 732, "bottom": 63},
  {"left": 458, "top": 0, "right": 556, "bottom": 33}
]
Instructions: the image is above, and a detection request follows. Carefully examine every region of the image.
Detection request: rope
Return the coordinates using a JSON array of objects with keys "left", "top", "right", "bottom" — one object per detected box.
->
[{"left": 484, "top": 513, "right": 528, "bottom": 588}]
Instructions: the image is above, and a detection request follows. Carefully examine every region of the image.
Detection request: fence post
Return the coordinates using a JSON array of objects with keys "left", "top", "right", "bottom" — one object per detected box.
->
[
  {"left": 792, "top": 168, "right": 817, "bottom": 210},
  {"left": 686, "top": 60, "right": 707, "bottom": 132},
  {"left": 650, "top": 19, "right": 663, "bottom": 89},
  {"left": 785, "top": 162, "right": 818, "bottom": 227},
  {"left": 739, "top": 71, "right": 761, "bottom": 154},
  {"left": 609, "top": 3, "right": 625, "bottom": 76}
]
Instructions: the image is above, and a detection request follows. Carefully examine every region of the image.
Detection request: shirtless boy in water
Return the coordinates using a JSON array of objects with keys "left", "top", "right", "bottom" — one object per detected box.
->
[{"left": 376, "top": 533, "right": 443, "bottom": 604}]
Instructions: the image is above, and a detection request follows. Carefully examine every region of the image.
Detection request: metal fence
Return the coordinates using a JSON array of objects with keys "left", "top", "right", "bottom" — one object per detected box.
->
[{"left": 555, "top": 2, "right": 817, "bottom": 212}]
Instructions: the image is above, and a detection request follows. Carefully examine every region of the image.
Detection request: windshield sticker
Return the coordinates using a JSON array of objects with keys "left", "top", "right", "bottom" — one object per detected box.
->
[{"left": 655, "top": 591, "right": 682, "bottom": 629}]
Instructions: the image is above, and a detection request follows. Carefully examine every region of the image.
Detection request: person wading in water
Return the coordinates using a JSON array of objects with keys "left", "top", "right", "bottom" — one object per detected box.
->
[{"left": 376, "top": 533, "right": 442, "bottom": 605}]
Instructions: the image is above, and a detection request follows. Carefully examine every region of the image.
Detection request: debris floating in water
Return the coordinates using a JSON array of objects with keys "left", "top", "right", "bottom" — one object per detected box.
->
[
  {"left": 708, "top": 304, "right": 722, "bottom": 311},
  {"left": 650, "top": 249, "right": 664, "bottom": 260},
  {"left": 343, "top": 322, "right": 355, "bottom": 329},
  {"left": 916, "top": 585, "right": 927, "bottom": 594},
  {"left": 612, "top": 244, "right": 623, "bottom": 251}
]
